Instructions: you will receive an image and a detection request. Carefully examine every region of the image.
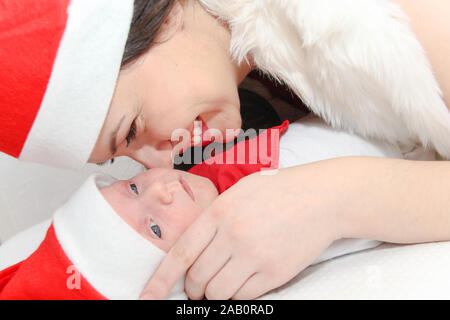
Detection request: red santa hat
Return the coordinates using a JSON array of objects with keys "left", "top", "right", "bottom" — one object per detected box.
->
[{"left": 0, "top": 0, "right": 134, "bottom": 168}]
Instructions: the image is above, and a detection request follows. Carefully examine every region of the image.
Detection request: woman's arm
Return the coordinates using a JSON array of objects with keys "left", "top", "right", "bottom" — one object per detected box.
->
[
  {"left": 141, "top": 157, "right": 450, "bottom": 300},
  {"left": 337, "top": 157, "right": 450, "bottom": 244}
]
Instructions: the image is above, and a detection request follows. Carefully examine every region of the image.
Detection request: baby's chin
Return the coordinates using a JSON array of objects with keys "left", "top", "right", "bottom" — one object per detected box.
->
[{"left": 177, "top": 170, "right": 218, "bottom": 210}]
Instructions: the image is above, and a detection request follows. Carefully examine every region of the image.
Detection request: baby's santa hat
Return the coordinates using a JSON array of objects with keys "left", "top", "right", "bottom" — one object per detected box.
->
[
  {"left": 0, "top": 0, "right": 134, "bottom": 169},
  {"left": 52, "top": 173, "right": 183, "bottom": 300}
]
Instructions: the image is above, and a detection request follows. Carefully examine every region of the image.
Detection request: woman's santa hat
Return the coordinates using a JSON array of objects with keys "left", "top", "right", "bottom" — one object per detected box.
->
[{"left": 0, "top": 0, "right": 134, "bottom": 169}]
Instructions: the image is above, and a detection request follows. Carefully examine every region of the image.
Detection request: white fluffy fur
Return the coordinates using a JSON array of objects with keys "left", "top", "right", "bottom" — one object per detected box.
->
[{"left": 200, "top": 0, "right": 450, "bottom": 159}]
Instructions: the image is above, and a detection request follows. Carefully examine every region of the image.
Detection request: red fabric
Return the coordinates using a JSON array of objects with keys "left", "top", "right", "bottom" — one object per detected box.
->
[
  {"left": 0, "top": 122, "right": 288, "bottom": 300},
  {"left": 189, "top": 121, "right": 289, "bottom": 193},
  {"left": 0, "top": 262, "right": 22, "bottom": 291},
  {"left": 0, "top": 225, "right": 106, "bottom": 300},
  {"left": 0, "top": 0, "right": 70, "bottom": 158}
]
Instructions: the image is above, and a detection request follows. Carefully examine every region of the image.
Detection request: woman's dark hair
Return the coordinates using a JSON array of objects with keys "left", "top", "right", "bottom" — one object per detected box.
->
[{"left": 121, "top": 0, "right": 176, "bottom": 67}]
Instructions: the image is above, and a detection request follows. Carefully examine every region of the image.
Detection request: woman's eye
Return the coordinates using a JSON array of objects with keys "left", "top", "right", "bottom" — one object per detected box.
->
[
  {"left": 126, "top": 120, "right": 137, "bottom": 147},
  {"left": 96, "top": 158, "right": 115, "bottom": 166},
  {"left": 130, "top": 183, "right": 139, "bottom": 195},
  {"left": 150, "top": 221, "right": 162, "bottom": 239}
]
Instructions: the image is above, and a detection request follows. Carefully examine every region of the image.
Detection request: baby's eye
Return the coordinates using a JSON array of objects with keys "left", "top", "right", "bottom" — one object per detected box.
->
[
  {"left": 150, "top": 221, "right": 162, "bottom": 239},
  {"left": 130, "top": 183, "right": 139, "bottom": 195}
]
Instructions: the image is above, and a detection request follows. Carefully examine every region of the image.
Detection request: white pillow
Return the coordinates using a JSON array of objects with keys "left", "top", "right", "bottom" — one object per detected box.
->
[
  {"left": 0, "top": 219, "right": 51, "bottom": 270},
  {"left": 0, "top": 155, "right": 145, "bottom": 243}
]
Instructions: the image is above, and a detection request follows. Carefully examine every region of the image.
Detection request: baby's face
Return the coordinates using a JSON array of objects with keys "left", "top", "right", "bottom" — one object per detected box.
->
[{"left": 100, "top": 168, "right": 218, "bottom": 252}]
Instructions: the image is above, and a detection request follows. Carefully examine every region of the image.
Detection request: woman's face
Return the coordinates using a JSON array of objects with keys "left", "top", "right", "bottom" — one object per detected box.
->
[
  {"left": 100, "top": 168, "right": 218, "bottom": 252},
  {"left": 89, "top": 1, "right": 250, "bottom": 168}
]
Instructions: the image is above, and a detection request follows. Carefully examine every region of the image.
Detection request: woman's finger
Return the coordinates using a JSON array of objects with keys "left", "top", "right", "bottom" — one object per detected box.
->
[
  {"left": 140, "top": 213, "right": 217, "bottom": 300},
  {"left": 203, "top": 259, "right": 255, "bottom": 300},
  {"left": 185, "top": 233, "right": 232, "bottom": 300},
  {"left": 232, "top": 273, "right": 277, "bottom": 300}
]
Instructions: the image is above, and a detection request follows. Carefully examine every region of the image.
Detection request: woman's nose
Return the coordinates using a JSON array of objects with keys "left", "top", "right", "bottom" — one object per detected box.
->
[{"left": 129, "top": 144, "right": 174, "bottom": 169}]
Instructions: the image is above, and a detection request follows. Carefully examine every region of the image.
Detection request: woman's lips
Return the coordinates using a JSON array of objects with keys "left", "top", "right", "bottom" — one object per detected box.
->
[
  {"left": 173, "top": 118, "right": 213, "bottom": 156},
  {"left": 191, "top": 117, "right": 212, "bottom": 147},
  {"left": 201, "top": 118, "right": 211, "bottom": 146},
  {"left": 179, "top": 177, "right": 195, "bottom": 201}
]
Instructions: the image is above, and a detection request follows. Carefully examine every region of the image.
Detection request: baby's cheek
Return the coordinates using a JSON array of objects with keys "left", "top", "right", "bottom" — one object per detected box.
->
[
  {"left": 170, "top": 223, "right": 189, "bottom": 244},
  {"left": 136, "top": 223, "right": 172, "bottom": 253},
  {"left": 175, "top": 210, "right": 201, "bottom": 234},
  {"left": 146, "top": 229, "right": 172, "bottom": 253},
  {"left": 162, "top": 205, "right": 204, "bottom": 250},
  {"left": 157, "top": 239, "right": 173, "bottom": 253},
  {"left": 163, "top": 220, "right": 194, "bottom": 251}
]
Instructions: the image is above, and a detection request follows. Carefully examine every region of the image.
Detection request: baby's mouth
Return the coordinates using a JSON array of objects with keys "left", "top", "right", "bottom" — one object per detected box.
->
[{"left": 179, "top": 177, "right": 195, "bottom": 201}]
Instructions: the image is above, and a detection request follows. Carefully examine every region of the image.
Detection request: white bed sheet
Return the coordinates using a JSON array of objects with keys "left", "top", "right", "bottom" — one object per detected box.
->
[
  {"left": 2, "top": 220, "right": 450, "bottom": 299},
  {"left": 0, "top": 220, "right": 52, "bottom": 270},
  {"left": 263, "top": 241, "right": 450, "bottom": 299}
]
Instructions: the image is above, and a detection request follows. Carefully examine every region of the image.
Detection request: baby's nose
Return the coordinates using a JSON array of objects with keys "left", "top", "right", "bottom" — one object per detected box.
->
[{"left": 147, "top": 181, "right": 174, "bottom": 205}]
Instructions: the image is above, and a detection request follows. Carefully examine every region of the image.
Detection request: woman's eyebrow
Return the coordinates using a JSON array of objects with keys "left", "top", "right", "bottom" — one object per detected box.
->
[{"left": 110, "top": 116, "right": 126, "bottom": 156}]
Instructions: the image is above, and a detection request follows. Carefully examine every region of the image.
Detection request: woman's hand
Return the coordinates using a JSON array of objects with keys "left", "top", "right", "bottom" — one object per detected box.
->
[
  {"left": 140, "top": 156, "right": 450, "bottom": 300},
  {"left": 140, "top": 159, "right": 350, "bottom": 300}
]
